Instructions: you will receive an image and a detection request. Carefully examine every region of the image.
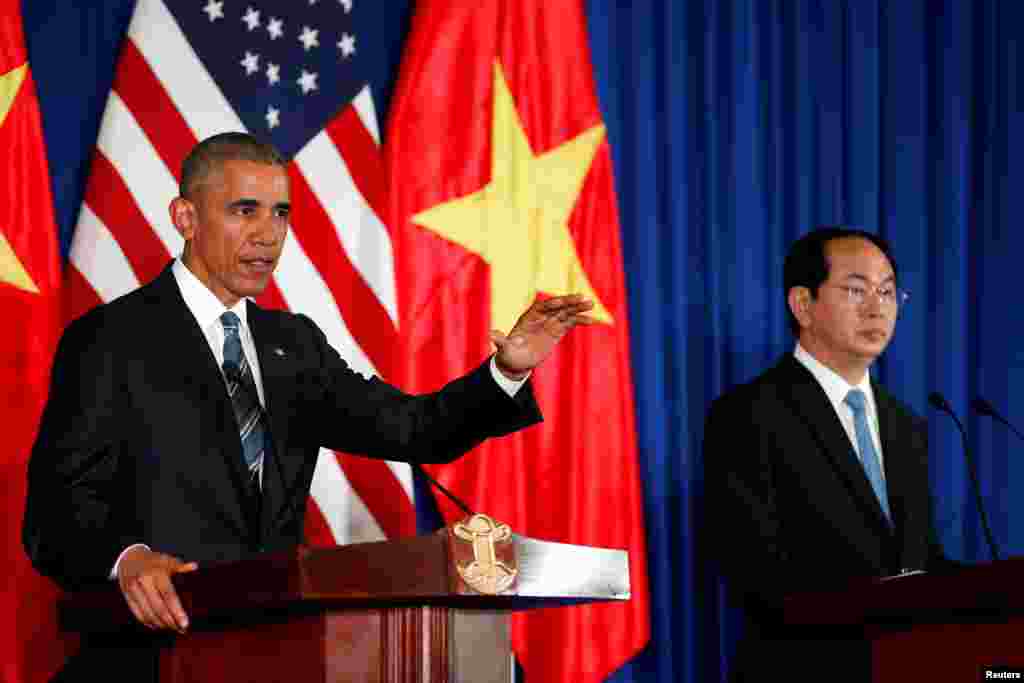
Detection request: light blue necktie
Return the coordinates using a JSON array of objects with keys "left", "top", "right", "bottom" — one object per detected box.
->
[
  {"left": 221, "top": 311, "right": 265, "bottom": 492},
  {"left": 844, "top": 389, "right": 890, "bottom": 522}
]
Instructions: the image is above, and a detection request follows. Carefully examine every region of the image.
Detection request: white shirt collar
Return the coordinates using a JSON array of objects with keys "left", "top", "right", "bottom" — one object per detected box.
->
[
  {"left": 171, "top": 258, "right": 250, "bottom": 332},
  {"left": 793, "top": 342, "right": 874, "bottom": 408}
]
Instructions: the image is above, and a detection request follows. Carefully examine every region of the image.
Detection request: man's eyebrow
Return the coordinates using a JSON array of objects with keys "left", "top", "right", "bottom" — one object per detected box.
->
[
  {"left": 229, "top": 198, "right": 260, "bottom": 209},
  {"left": 843, "top": 273, "right": 895, "bottom": 284},
  {"left": 226, "top": 199, "right": 291, "bottom": 211}
]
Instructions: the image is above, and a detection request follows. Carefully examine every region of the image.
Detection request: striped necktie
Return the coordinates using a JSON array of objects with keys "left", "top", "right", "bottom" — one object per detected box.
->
[{"left": 220, "top": 311, "right": 265, "bottom": 495}]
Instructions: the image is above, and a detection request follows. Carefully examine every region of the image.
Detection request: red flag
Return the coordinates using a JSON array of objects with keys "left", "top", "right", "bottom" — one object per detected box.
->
[
  {"left": 0, "top": 1, "right": 70, "bottom": 681},
  {"left": 386, "top": 1, "right": 650, "bottom": 680}
]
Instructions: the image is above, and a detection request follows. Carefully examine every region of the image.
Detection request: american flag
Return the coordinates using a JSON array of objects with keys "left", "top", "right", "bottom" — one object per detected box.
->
[{"left": 67, "top": 0, "right": 415, "bottom": 546}]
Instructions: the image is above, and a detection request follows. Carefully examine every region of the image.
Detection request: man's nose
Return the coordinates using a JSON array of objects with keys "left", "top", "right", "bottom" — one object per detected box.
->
[
  {"left": 253, "top": 216, "right": 285, "bottom": 244},
  {"left": 861, "top": 292, "right": 887, "bottom": 315}
]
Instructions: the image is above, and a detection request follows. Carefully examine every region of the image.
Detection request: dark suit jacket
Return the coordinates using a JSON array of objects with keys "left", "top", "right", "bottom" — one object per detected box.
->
[
  {"left": 23, "top": 265, "right": 541, "bottom": 677},
  {"left": 703, "top": 354, "right": 946, "bottom": 682}
]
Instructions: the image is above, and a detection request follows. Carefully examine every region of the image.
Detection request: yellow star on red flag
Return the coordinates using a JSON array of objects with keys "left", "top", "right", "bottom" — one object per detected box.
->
[
  {"left": 412, "top": 61, "right": 612, "bottom": 333},
  {"left": 0, "top": 62, "right": 40, "bottom": 294}
]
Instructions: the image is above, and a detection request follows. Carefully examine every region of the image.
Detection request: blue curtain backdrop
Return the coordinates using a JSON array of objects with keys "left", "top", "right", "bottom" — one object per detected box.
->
[{"left": 21, "top": 1, "right": 1024, "bottom": 682}]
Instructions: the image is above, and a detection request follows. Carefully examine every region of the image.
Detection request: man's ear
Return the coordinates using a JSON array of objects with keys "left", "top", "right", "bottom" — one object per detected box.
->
[
  {"left": 169, "top": 197, "right": 197, "bottom": 241},
  {"left": 788, "top": 287, "right": 812, "bottom": 329}
]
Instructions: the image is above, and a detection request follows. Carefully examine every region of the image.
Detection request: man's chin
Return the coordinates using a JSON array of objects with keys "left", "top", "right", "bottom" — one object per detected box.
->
[
  {"left": 232, "top": 276, "right": 272, "bottom": 300},
  {"left": 852, "top": 340, "right": 889, "bottom": 361}
]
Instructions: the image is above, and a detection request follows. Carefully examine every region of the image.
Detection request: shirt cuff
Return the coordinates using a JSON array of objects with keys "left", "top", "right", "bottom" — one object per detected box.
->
[
  {"left": 111, "top": 543, "right": 151, "bottom": 580},
  {"left": 489, "top": 356, "right": 529, "bottom": 396}
]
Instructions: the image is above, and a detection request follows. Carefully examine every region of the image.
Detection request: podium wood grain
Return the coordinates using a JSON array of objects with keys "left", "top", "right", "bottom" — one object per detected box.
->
[{"left": 60, "top": 530, "right": 628, "bottom": 682}]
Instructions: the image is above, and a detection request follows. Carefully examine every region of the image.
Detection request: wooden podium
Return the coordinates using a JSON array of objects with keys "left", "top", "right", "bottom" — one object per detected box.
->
[
  {"left": 783, "top": 558, "right": 1024, "bottom": 681},
  {"left": 60, "top": 525, "right": 631, "bottom": 683}
]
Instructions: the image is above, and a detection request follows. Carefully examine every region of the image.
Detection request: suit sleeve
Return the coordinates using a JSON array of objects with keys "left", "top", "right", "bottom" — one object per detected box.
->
[
  {"left": 22, "top": 312, "right": 139, "bottom": 590},
  {"left": 911, "top": 422, "right": 958, "bottom": 571},
  {"left": 703, "top": 391, "right": 795, "bottom": 614},
  {"left": 296, "top": 315, "right": 543, "bottom": 463}
]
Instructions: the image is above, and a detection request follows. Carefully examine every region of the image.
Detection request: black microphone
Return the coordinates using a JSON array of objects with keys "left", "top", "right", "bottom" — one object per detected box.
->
[
  {"left": 928, "top": 391, "right": 1000, "bottom": 561},
  {"left": 413, "top": 464, "right": 475, "bottom": 518},
  {"left": 972, "top": 396, "right": 1024, "bottom": 443}
]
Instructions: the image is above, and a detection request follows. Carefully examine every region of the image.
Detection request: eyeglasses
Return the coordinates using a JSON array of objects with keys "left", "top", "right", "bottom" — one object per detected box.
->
[{"left": 830, "top": 284, "right": 910, "bottom": 308}]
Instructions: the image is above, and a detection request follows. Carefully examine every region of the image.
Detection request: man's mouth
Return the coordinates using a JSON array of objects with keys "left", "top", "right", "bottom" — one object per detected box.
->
[
  {"left": 860, "top": 329, "right": 888, "bottom": 342},
  {"left": 240, "top": 256, "right": 275, "bottom": 274}
]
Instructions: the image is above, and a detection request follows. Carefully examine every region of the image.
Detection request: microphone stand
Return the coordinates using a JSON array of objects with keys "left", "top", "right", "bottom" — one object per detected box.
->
[
  {"left": 928, "top": 392, "right": 1000, "bottom": 562},
  {"left": 413, "top": 464, "right": 475, "bottom": 518},
  {"left": 973, "top": 396, "right": 1024, "bottom": 442}
]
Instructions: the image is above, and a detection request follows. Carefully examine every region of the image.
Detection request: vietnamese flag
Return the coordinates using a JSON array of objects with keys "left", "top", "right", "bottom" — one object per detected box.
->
[
  {"left": 386, "top": 1, "right": 650, "bottom": 680},
  {"left": 0, "top": 1, "right": 70, "bottom": 681}
]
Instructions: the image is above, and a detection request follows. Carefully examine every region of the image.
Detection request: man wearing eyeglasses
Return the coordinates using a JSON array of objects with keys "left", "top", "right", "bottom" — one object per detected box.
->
[{"left": 704, "top": 226, "right": 948, "bottom": 683}]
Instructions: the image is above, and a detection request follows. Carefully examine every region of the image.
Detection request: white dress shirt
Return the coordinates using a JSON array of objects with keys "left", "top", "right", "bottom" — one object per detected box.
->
[
  {"left": 793, "top": 343, "right": 885, "bottom": 478},
  {"left": 173, "top": 259, "right": 266, "bottom": 404}
]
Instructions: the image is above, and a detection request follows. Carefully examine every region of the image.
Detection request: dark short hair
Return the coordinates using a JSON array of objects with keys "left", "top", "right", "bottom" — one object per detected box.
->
[
  {"left": 783, "top": 226, "right": 899, "bottom": 335},
  {"left": 179, "top": 132, "right": 286, "bottom": 199}
]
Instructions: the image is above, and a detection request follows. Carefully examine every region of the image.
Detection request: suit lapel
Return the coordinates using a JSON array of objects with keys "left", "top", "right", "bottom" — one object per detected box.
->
[
  {"left": 149, "top": 266, "right": 254, "bottom": 538},
  {"left": 873, "top": 381, "right": 911, "bottom": 544},
  {"left": 246, "top": 302, "right": 298, "bottom": 533},
  {"left": 774, "top": 356, "right": 893, "bottom": 534}
]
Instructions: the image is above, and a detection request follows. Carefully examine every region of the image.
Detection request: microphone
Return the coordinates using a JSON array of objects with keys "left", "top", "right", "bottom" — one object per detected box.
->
[
  {"left": 928, "top": 391, "right": 1000, "bottom": 561},
  {"left": 972, "top": 396, "right": 1024, "bottom": 442},
  {"left": 413, "top": 464, "right": 475, "bottom": 518}
]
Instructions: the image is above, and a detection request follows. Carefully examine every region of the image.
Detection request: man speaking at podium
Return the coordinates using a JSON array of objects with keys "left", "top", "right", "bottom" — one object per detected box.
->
[
  {"left": 704, "top": 227, "right": 949, "bottom": 682},
  {"left": 22, "top": 133, "right": 593, "bottom": 677}
]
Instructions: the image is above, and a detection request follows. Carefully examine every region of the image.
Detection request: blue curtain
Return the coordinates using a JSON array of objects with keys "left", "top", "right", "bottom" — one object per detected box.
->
[
  {"left": 23, "top": 1, "right": 1024, "bottom": 682},
  {"left": 586, "top": 1, "right": 1024, "bottom": 681}
]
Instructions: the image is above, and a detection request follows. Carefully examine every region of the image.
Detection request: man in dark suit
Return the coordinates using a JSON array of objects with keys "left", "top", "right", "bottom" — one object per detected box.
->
[
  {"left": 704, "top": 227, "right": 948, "bottom": 682},
  {"left": 22, "top": 133, "right": 593, "bottom": 664}
]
